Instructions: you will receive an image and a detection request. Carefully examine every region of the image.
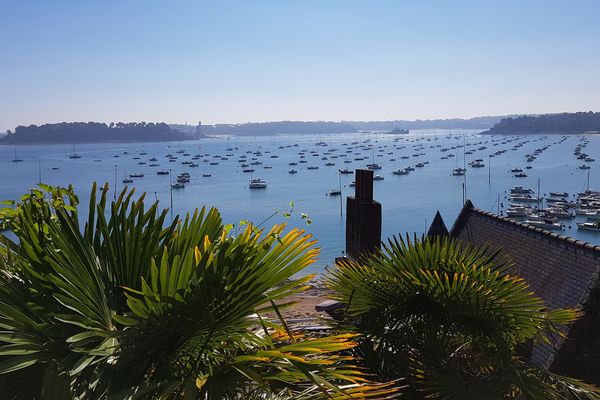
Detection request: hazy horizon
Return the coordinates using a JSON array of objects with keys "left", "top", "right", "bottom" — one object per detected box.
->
[
  {"left": 2, "top": 1, "right": 599, "bottom": 132},
  {"left": 0, "top": 113, "right": 525, "bottom": 131}
]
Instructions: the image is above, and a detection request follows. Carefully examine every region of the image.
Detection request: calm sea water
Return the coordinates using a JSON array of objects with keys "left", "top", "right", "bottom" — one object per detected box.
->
[{"left": 1, "top": 130, "right": 599, "bottom": 275}]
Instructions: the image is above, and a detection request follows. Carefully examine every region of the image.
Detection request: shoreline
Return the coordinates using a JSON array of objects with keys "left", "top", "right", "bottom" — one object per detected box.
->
[{"left": 268, "top": 281, "right": 333, "bottom": 320}]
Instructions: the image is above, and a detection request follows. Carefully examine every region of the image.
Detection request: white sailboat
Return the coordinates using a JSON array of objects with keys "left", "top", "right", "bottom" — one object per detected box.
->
[
  {"left": 11, "top": 147, "right": 23, "bottom": 163},
  {"left": 68, "top": 144, "right": 81, "bottom": 159}
]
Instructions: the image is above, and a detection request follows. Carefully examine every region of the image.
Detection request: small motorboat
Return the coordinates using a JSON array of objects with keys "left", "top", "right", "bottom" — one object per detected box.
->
[
  {"left": 506, "top": 206, "right": 531, "bottom": 218},
  {"left": 577, "top": 222, "right": 600, "bottom": 232},
  {"left": 249, "top": 178, "right": 267, "bottom": 189},
  {"left": 524, "top": 219, "right": 563, "bottom": 230},
  {"left": 549, "top": 192, "right": 569, "bottom": 197},
  {"left": 510, "top": 186, "right": 533, "bottom": 194},
  {"left": 545, "top": 207, "right": 574, "bottom": 219}
]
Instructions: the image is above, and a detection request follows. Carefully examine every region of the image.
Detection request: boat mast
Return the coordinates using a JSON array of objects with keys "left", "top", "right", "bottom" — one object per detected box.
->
[
  {"left": 463, "top": 133, "right": 467, "bottom": 200},
  {"left": 114, "top": 165, "right": 117, "bottom": 201},
  {"left": 488, "top": 154, "right": 491, "bottom": 186},
  {"left": 338, "top": 171, "right": 342, "bottom": 217},
  {"left": 497, "top": 193, "right": 500, "bottom": 215},
  {"left": 587, "top": 170, "right": 591, "bottom": 191},
  {"left": 169, "top": 169, "right": 173, "bottom": 220},
  {"left": 38, "top": 160, "right": 41, "bottom": 184},
  {"left": 538, "top": 179, "right": 540, "bottom": 211}
]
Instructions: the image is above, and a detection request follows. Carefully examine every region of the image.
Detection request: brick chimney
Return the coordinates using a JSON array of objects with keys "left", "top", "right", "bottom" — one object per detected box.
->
[{"left": 345, "top": 169, "right": 381, "bottom": 259}]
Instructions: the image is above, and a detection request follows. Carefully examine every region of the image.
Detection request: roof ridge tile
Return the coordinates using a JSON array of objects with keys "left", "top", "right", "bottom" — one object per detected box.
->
[{"left": 466, "top": 205, "right": 600, "bottom": 254}]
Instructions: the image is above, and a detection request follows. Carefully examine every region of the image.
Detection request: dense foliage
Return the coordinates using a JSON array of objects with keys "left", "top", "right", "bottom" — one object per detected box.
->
[
  {"left": 1, "top": 122, "right": 187, "bottom": 144},
  {"left": 192, "top": 117, "right": 502, "bottom": 136},
  {"left": 3, "top": 184, "right": 600, "bottom": 399},
  {"left": 199, "top": 121, "right": 358, "bottom": 136},
  {"left": 326, "top": 235, "right": 600, "bottom": 399},
  {"left": 484, "top": 111, "right": 600, "bottom": 134},
  {"left": 0, "top": 184, "right": 398, "bottom": 399}
]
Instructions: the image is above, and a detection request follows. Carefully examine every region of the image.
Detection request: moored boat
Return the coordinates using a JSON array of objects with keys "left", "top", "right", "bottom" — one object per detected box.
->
[
  {"left": 249, "top": 178, "right": 267, "bottom": 189},
  {"left": 510, "top": 186, "right": 533, "bottom": 194},
  {"left": 505, "top": 206, "right": 531, "bottom": 218},
  {"left": 577, "top": 222, "right": 600, "bottom": 231},
  {"left": 509, "top": 194, "right": 538, "bottom": 202},
  {"left": 524, "top": 218, "right": 563, "bottom": 230},
  {"left": 549, "top": 192, "right": 569, "bottom": 197},
  {"left": 366, "top": 163, "right": 382, "bottom": 170}
]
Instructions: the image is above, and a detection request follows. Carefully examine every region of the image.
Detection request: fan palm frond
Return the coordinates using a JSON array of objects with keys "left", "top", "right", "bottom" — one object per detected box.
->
[
  {"left": 0, "top": 184, "right": 401, "bottom": 399},
  {"left": 326, "top": 235, "right": 597, "bottom": 399}
]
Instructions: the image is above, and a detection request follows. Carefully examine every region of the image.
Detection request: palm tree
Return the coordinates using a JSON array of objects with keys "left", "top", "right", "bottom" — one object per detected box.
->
[
  {"left": 325, "top": 235, "right": 600, "bottom": 399},
  {"left": 0, "top": 184, "right": 399, "bottom": 399}
]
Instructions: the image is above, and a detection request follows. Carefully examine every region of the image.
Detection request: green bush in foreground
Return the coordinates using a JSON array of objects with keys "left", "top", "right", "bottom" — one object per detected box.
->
[{"left": 0, "top": 184, "right": 398, "bottom": 400}]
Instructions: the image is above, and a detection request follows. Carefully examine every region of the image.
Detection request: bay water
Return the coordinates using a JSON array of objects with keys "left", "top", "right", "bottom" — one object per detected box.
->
[{"left": 1, "top": 129, "right": 598, "bottom": 275}]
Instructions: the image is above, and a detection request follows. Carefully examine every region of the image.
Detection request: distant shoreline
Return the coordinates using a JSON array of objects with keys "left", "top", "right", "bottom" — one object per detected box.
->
[
  {"left": 0, "top": 137, "right": 204, "bottom": 145},
  {"left": 0, "top": 122, "right": 197, "bottom": 145},
  {"left": 480, "top": 112, "right": 600, "bottom": 135},
  {"left": 481, "top": 130, "right": 600, "bottom": 135},
  {"left": 5, "top": 113, "right": 599, "bottom": 143}
]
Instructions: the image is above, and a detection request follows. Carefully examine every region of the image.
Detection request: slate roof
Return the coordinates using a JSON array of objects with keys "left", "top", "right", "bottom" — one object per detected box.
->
[
  {"left": 427, "top": 211, "right": 449, "bottom": 238},
  {"left": 445, "top": 200, "right": 600, "bottom": 369}
]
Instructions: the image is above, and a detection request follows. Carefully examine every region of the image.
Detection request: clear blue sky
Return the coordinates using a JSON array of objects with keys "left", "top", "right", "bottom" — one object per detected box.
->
[{"left": 1, "top": 0, "right": 599, "bottom": 131}]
